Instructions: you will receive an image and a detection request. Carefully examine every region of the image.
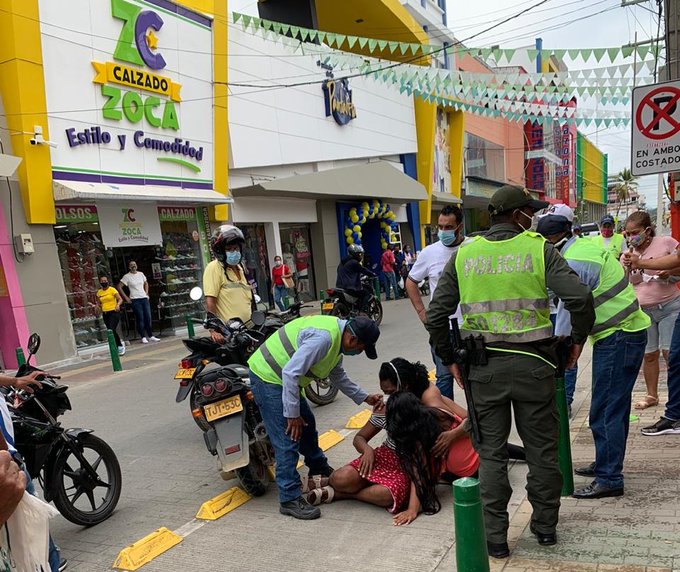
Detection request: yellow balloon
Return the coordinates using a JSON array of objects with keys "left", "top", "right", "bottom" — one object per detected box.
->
[
  {"left": 351, "top": 214, "right": 359, "bottom": 223},
  {"left": 344, "top": 229, "right": 352, "bottom": 237},
  {"left": 357, "top": 232, "right": 362, "bottom": 239},
  {"left": 353, "top": 225, "right": 361, "bottom": 232},
  {"left": 361, "top": 202, "right": 369, "bottom": 209},
  {"left": 347, "top": 237, "right": 354, "bottom": 245}
]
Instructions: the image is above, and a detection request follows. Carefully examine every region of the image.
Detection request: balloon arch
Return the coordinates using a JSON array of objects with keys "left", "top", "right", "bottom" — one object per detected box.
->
[{"left": 343, "top": 199, "right": 398, "bottom": 250}]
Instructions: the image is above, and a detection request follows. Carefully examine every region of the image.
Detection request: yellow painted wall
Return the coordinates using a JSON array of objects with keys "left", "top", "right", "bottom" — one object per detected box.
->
[
  {"left": 0, "top": 0, "right": 54, "bottom": 224},
  {"left": 449, "top": 109, "right": 464, "bottom": 199},
  {"left": 581, "top": 136, "right": 607, "bottom": 204}
]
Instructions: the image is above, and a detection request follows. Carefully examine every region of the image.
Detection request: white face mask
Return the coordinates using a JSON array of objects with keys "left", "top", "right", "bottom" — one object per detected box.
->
[{"left": 516, "top": 210, "right": 533, "bottom": 231}]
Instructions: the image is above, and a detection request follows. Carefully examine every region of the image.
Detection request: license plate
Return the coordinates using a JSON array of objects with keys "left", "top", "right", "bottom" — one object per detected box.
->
[
  {"left": 204, "top": 395, "right": 243, "bottom": 422},
  {"left": 322, "top": 302, "right": 334, "bottom": 311},
  {"left": 175, "top": 368, "right": 196, "bottom": 379}
]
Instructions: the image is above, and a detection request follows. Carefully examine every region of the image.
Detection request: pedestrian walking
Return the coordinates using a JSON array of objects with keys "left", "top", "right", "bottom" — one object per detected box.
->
[
  {"left": 96, "top": 275, "right": 125, "bottom": 355},
  {"left": 118, "top": 261, "right": 159, "bottom": 344},
  {"left": 405, "top": 205, "right": 464, "bottom": 399},
  {"left": 623, "top": 248, "right": 680, "bottom": 436},
  {"left": 271, "top": 255, "right": 293, "bottom": 312},
  {"left": 247, "top": 315, "right": 383, "bottom": 520},
  {"left": 590, "top": 214, "right": 624, "bottom": 258},
  {"left": 538, "top": 213, "right": 650, "bottom": 500},
  {"left": 426, "top": 185, "right": 595, "bottom": 559},
  {"left": 623, "top": 211, "right": 680, "bottom": 410},
  {"left": 381, "top": 245, "right": 399, "bottom": 300},
  {"left": 403, "top": 245, "right": 414, "bottom": 269}
]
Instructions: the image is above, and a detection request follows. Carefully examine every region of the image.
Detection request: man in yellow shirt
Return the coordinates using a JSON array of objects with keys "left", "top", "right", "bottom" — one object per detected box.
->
[{"left": 203, "top": 225, "right": 253, "bottom": 342}]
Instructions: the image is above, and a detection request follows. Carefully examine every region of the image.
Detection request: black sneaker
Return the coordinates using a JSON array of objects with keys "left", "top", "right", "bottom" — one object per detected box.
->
[
  {"left": 641, "top": 417, "right": 680, "bottom": 436},
  {"left": 280, "top": 496, "right": 321, "bottom": 520}
]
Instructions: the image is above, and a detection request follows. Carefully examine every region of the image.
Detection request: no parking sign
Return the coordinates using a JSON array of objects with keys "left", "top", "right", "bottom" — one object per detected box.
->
[{"left": 631, "top": 80, "right": 680, "bottom": 176}]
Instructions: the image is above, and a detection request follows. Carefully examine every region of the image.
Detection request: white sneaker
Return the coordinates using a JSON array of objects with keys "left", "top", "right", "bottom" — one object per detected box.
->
[
  {"left": 141, "top": 337, "right": 149, "bottom": 344},
  {"left": 149, "top": 336, "right": 160, "bottom": 342},
  {"left": 118, "top": 345, "right": 126, "bottom": 355}
]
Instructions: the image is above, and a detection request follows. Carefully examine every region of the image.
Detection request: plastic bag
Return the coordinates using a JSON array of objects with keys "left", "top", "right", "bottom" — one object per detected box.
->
[{"left": 2, "top": 491, "right": 59, "bottom": 571}]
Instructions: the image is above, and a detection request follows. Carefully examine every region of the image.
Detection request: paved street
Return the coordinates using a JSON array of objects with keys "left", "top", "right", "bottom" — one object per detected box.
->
[{"left": 39, "top": 300, "right": 680, "bottom": 571}]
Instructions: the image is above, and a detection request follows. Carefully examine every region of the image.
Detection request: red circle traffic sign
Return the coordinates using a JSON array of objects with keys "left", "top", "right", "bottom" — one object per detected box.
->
[{"left": 635, "top": 85, "right": 680, "bottom": 140}]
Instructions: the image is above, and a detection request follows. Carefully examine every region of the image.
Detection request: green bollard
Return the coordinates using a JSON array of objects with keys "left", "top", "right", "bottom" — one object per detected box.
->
[
  {"left": 556, "top": 375, "right": 574, "bottom": 496},
  {"left": 106, "top": 330, "right": 123, "bottom": 372},
  {"left": 15, "top": 347, "right": 25, "bottom": 367},
  {"left": 185, "top": 314, "right": 195, "bottom": 338},
  {"left": 283, "top": 295, "right": 290, "bottom": 310},
  {"left": 453, "top": 477, "right": 490, "bottom": 572},
  {"left": 319, "top": 290, "right": 325, "bottom": 314},
  {"left": 372, "top": 276, "right": 380, "bottom": 298}
]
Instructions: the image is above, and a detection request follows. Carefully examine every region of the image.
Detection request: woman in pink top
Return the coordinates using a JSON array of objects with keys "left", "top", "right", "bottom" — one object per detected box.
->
[{"left": 624, "top": 211, "right": 680, "bottom": 409}]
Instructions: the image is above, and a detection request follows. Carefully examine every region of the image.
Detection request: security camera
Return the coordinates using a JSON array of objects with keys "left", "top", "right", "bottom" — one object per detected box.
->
[{"left": 29, "top": 126, "right": 58, "bottom": 149}]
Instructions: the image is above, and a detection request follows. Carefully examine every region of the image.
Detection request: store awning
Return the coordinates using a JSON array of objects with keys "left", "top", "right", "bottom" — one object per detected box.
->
[
  {"left": 53, "top": 180, "right": 233, "bottom": 204},
  {"left": 430, "top": 192, "right": 462, "bottom": 205},
  {"left": 231, "top": 161, "right": 427, "bottom": 202}
]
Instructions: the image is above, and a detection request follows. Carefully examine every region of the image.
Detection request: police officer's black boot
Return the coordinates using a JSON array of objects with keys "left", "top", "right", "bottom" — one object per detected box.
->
[
  {"left": 530, "top": 524, "right": 557, "bottom": 546},
  {"left": 280, "top": 496, "right": 321, "bottom": 520},
  {"left": 486, "top": 541, "right": 510, "bottom": 559}
]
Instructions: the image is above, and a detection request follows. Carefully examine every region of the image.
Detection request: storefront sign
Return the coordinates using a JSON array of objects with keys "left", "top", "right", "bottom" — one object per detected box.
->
[
  {"left": 322, "top": 79, "right": 357, "bottom": 126},
  {"left": 39, "top": 0, "right": 214, "bottom": 186},
  {"left": 98, "top": 203, "right": 162, "bottom": 247},
  {"left": 55, "top": 205, "right": 99, "bottom": 223},
  {"left": 158, "top": 206, "right": 196, "bottom": 222}
]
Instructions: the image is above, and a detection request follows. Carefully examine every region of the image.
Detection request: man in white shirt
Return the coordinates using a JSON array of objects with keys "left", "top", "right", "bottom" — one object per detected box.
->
[
  {"left": 118, "top": 261, "right": 159, "bottom": 344},
  {"left": 405, "top": 205, "right": 464, "bottom": 399}
]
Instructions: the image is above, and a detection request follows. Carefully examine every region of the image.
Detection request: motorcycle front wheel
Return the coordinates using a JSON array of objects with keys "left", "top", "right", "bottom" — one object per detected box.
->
[
  {"left": 365, "top": 298, "right": 383, "bottom": 326},
  {"left": 51, "top": 433, "right": 122, "bottom": 526},
  {"left": 305, "top": 378, "right": 339, "bottom": 406},
  {"left": 235, "top": 444, "right": 269, "bottom": 497}
]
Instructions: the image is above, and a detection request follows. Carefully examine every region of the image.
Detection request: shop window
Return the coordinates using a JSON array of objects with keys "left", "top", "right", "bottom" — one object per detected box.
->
[
  {"left": 279, "top": 224, "right": 315, "bottom": 302},
  {"left": 465, "top": 133, "right": 506, "bottom": 182},
  {"left": 240, "top": 224, "right": 271, "bottom": 306}
]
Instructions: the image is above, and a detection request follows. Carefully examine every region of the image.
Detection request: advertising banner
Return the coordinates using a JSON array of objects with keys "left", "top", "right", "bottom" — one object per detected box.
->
[{"left": 98, "top": 202, "right": 162, "bottom": 247}]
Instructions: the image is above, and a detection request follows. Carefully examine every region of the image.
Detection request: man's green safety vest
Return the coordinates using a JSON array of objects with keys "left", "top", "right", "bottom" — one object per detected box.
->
[
  {"left": 455, "top": 232, "right": 553, "bottom": 345},
  {"left": 248, "top": 316, "right": 343, "bottom": 386},
  {"left": 563, "top": 239, "right": 649, "bottom": 342},
  {"left": 591, "top": 232, "right": 625, "bottom": 257}
]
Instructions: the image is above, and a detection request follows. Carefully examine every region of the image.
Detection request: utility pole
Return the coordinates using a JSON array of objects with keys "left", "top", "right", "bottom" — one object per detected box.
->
[{"left": 666, "top": 0, "right": 680, "bottom": 238}]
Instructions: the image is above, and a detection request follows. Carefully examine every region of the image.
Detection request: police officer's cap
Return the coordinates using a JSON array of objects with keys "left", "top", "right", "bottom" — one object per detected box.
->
[{"left": 488, "top": 185, "right": 550, "bottom": 216}]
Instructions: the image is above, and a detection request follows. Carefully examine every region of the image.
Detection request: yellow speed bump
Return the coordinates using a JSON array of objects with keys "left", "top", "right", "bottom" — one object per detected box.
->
[
  {"left": 346, "top": 409, "right": 372, "bottom": 429},
  {"left": 297, "top": 429, "right": 346, "bottom": 468},
  {"left": 196, "top": 486, "right": 251, "bottom": 520},
  {"left": 113, "top": 527, "right": 182, "bottom": 571}
]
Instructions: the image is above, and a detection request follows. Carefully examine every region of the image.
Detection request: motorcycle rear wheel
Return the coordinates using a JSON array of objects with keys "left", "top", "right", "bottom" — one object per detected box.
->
[
  {"left": 235, "top": 444, "right": 269, "bottom": 497},
  {"left": 189, "top": 387, "right": 211, "bottom": 432},
  {"left": 365, "top": 299, "right": 383, "bottom": 326},
  {"left": 51, "top": 433, "right": 122, "bottom": 526},
  {"left": 305, "top": 378, "right": 339, "bottom": 406}
]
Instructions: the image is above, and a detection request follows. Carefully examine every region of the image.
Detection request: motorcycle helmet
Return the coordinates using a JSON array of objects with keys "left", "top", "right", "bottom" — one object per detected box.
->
[
  {"left": 348, "top": 243, "right": 364, "bottom": 261},
  {"left": 210, "top": 225, "right": 245, "bottom": 263}
]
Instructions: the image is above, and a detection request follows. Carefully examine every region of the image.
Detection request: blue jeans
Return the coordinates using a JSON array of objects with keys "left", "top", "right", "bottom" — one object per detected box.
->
[
  {"left": 664, "top": 313, "right": 680, "bottom": 420},
  {"left": 249, "top": 372, "right": 331, "bottom": 503},
  {"left": 274, "top": 285, "right": 288, "bottom": 312},
  {"left": 564, "top": 366, "right": 578, "bottom": 406},
  {"left": 431, "top": 346, "right": 453, "bottom": 399},
  {"left": 131, "top": 298, "right": 153, "bottom": 338},
  {"left": 24, "top": 468, "right": 60, "bottom": 572},
  {"left": 383, "top": 271, "right": 398, "bottom": 300},
  {"left": 590, "top": 330, "right": 647, "bottom": 489}
]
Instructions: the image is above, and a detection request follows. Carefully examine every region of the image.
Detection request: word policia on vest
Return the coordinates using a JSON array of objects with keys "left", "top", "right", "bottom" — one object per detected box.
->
[{"left": 462, "top": 253, "right": 535, "bottom": 277}]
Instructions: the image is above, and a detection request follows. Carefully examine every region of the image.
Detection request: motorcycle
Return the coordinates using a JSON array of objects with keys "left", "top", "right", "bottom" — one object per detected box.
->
[
  {"left": 175, "top": 288, "right": 274, "bottom": 496},
  {"left": 323, "top": 275, "right": 383, "bottom": 326},
  {"left": 4, "top": 334, "right": 122, "bottom": 526},
  {"left": 262, "top": 301, "right": 339, "bottom": 406}
]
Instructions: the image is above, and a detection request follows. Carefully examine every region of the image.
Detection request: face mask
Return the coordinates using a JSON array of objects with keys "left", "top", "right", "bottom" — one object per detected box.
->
[
  {"left": 226, "top": 251, "right": 242, "bottom": 266},
  {"left": 516, "top": 210, "right": 533, "bottom": 232},
  {"left": 275, "top": 261, "right": 282, "bottom": 267},
  {"left": 627, "top": 230, "right": 648, "bottom": 248},
  {"left": 438, "top": 225, "right": 460, "bottom": 247},
  {"left": 343, "top": 348, "right": 362, "bottom": 356},
  {"left": 100, "top": 282, "right": 109, "bottom": 289},
  {"left": 129, "top": 266, "right": 137, "bottom": 272},
  {"left": 600, "top": 228, "right": 613, "bottom": 238},
  {"left": 553, "top": 235, "right": 569, "bottom": 251}
]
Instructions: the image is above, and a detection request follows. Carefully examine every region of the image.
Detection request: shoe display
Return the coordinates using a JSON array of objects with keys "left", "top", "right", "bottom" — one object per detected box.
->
[
  {"left": 574, "top": 462, "right": 596, "bottom": 477},
  {"left": 486, "top": 541, "right": 510, "bottom": 559},
  {"left": 279, "top": 496, "right": 321, "bottom": 520},
  {"left": 572, "top": 482, "right": 624, "bottom": 499},
  {"left": 530, "top": 524, "right": 557, "bottom": 546},
  {"left": 641, "top": 417, "right": 680, "bottom": 436}
]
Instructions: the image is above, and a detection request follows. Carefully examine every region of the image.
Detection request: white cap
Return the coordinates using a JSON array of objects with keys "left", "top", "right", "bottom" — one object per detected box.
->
[{"left": 539, "top": 204, "right": 574, "bottom": 222}]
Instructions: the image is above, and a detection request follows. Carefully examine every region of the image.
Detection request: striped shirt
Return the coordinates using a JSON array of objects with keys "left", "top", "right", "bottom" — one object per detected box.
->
[{"left": 369, "top": 412, "right": 396, "bottom": 450}]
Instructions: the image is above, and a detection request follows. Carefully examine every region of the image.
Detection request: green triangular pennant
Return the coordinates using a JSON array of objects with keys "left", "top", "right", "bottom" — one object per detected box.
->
[
  {"left": 593, "top": 48, "right": 606, "bottom": 62},
  {"left": 388, "top": 41, "right": 398, "bottom": 53},
  {"left": 399, "top": 42, "right": 410, "bottom": 55},
  {"left": 347, "top": 35, "right": 358, "bottom": 49},
  {"left": 233, "top": 12, "right": 242, "bottom": 24},
  {"left": 241, "top": 14, "right": 252, "bottom": 30},
  {"left": 553, "top": 49, "right": 566, "bottom": 60},
  {"left": 581, "top": 48, "right": 593, "bottom": 61},
  {"left": 637, "top": 45, "right": 650, "bottom": 59},
  {"left": 358, "top": 37, "right": 368, "bottom": 49},
  {"left": 621, "top": 46, "right": 634, "bottom": 58},
  {"left": 503, "top": 48, "right": 516, "bottom": 61},
  {"left": 607, "top": 47, "right": 619, "bottom": 62},
  {"left": 527, "top": 49, "right": 538, "bottom": 61},
  {"left": 365, "top": 38, "right": 376, "bottom": 52},
  {"left": 377, "top": 39, "right": 388, "bottom": 52},
  {"left": 411, "top": 43, "right": 421, "bottom": 55},
  {"left": 261, "top": 19, "right": 273, "bottom": 32},
  {"left": 299, "top": 28, "right": 309, "bottom": 41},
  {"left": 289, "top": 25, "right": 300, "bottom": 39},
  {"left": 567, "top": 49, "right": 580, "bottom": 60}
]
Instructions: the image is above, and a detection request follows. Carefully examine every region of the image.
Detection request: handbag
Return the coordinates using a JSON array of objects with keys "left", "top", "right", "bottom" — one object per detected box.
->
[
  {"left": 282, "top": 268, "right": 295, "bottom": 289},
  {"left": 2, "top": 492, "right": 59, "bottom": 571}
]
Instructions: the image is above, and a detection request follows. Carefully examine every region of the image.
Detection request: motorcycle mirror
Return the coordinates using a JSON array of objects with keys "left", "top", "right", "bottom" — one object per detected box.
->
[
  {"left": 27, "top": 333, "right": 40, "bottom": 357},
  {"left": 254, "top": 294, "right": 262, "bottom": 304},
  {"left": 251, "top": 311, "right": 266, "bottom": 327},
  {"left": 189, "top": 286, "right": 203, "bottom": 301}
]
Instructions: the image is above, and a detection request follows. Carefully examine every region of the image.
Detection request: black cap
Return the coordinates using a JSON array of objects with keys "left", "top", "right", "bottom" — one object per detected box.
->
[
  {"left": 600, "top": 214, "right": 615, "bottom": 225},
  {"left": 488, "top": 185, "right": 550, "bottom": 216},
  {"left": 348, "top": 316, "right": 380, "bottom": 360},
  {"left": 536, "top": 214, "right": 572, "bottom": 237}
]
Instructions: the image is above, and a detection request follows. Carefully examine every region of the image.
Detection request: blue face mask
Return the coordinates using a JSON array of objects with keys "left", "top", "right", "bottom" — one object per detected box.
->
[
  {"left": 438, "top": 229, "right": 458, "bottom": 246},
  {"left": 225, "top": 251, "right": 242, "bottom": 266},
  {"left": 343, "top": 348, "right": 362, "bottom": 356}
]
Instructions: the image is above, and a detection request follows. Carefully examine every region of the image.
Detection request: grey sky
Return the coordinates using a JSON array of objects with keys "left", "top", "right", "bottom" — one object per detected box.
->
[{"left": 447, "top": 0, "right": 664, "bottom": 207}]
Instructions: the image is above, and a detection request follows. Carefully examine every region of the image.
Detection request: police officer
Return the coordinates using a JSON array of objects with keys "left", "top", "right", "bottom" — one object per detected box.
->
[
  {"left": 591, "top": 214, "right": 624, "bottom": 257},
  {"left": 426, "top": 185, "right": 595, "bottom": 559}
]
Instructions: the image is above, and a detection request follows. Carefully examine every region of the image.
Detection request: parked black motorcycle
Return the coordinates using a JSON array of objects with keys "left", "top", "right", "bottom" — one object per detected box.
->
[
  {"left": 323, "top": 275, "right": 383, "bottom": 325},
  {"left": 175, "top": 306, "right": 274, "bottom": 496},
  {"left": 262, "top": 302, "right": 339, "bottom": 406},
  {"left": 4, "top": 334, "right": 122, "bottom": 526}
]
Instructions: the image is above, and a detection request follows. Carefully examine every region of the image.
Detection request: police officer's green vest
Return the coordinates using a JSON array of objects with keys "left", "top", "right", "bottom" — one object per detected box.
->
[
  {"left": 591, "top": 232, "right": 624, "bottom": 257},
  {"left": 455, "top": 232, "right": 553, "bottom": 345},
  {"left": 248, "top": 316, "right": 343, "bottom": 386},
  {"left": 563, "top": 239, "right": 650, "bottom": 342}
]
